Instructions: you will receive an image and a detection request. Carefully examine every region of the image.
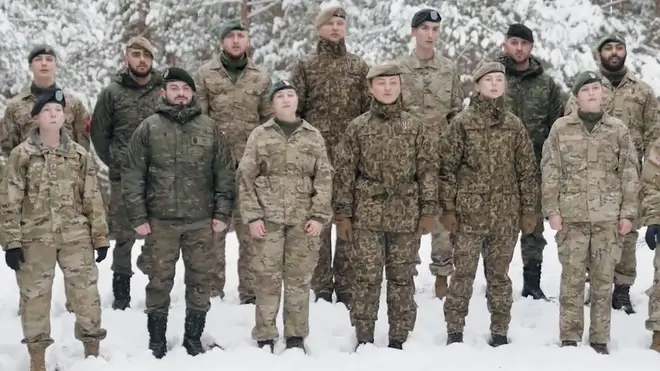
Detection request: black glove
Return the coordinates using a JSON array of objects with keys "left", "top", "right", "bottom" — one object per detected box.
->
[
  {"left": 95, "top": 247, "right": 109, "bottom": 263},
  {"left": 645, "top": 225, "right": 660, "bottom": 250},
  {"left": 5, "top": 248, "right": 25, "bottom": 271}
]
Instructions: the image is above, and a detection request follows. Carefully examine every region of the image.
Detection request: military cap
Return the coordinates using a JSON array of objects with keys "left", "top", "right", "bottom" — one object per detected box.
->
[
  {"left": 268, "top": 79, "right": 296, "bottom": 101},
  {"left": 220, "top": 19, "right": 248, "bottom": 40},
  {"left": 28, "top": 44, "right": 57, "bottom": 63},
  {"left": 366, "top": 62, "right": 402, "bottom": 81},
  {"left": 31, "top": 88, "right": 66, "bottom": 117},
  {"left": 596, "top": 33, "right": 626, "bottom": 52},
  {"left": 506, "top": 23, "right": 534, "bottom": 43},
  {"left": 411, "top": 8, "right": 441, "bottom": 28},
  {"left": 472, "top": 61, "right": 506, "bottom": 83},
  {"left": 571, "top": 71, "right": 601, "bottom": 96},
  {"left": 315, "top": 6, "right": 347, "bottom": 28},
  {"left": 126, "top": 36, "right": 154, "bottom": 55},
  {"left": 163, "top": 67, "right": 196, "bottom": 92}
]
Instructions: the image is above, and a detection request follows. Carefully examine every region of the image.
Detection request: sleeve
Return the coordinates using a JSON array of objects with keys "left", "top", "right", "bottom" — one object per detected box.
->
[
  {"left": 332, "top": 122, "right": 360, "bottom": 216},
  {"left": 546, "top": 79, "right": 564, "bottom": 131},
  {"left": 72, "top": 100, "right": 91, "bottom": 151},
  {"left": 194, "top": 67, "right": 209, "bottom": 115},
  {"left": 90, "top": 88, "right": 114, "bottom": 165},
  {"left": 618, "top": 127, "right": 640, "bottom": 221},
  {"left": 359, "top": 60, "right": 372, "bottom": 114},
  {"left": 258, "top": 78, "right": 274, "bottom": 123},
  {"left": 290, "top": 60, "right": 309, "bottom": 119},
  {"left": 541, "top": 124, "right": 562, "bottom": 217},
  {"left": 641, "top": 137, "right": 660, "bottom": 225},
  {"left": 237, "top": 130, "right": 264, "bottom": 224},
  {"left": 308, "top": 133, "right": 335, "bottom": 224},
  {"left": 564, "top": 94, "right": 577, "bottom": 116},
  {"left": 0, "top": 105, "right": 23, "bottom": 157},
  {"left": 515, "top": 124, "right": 539, "bottom": 215},
  {"left": 120, "top": 121, "right": 150, "bottom": 228},
  {"left": 416, "top": 120, "right": 439, "bottom": 216},
  {"left": 438, "top": 117, "right": 465, "bottom": 211},
  {"left": 448, "top": 68, "right": 465, "bottom": 123},
  {"left": 0, "top": 149, "right": 26, "bottom": 250},
  {"left": 641, "top": 90, "right": 660, "bottom": 158},
  {"left": 80, "top": 151, "right": 110, "bottom": 248},
  {"left": 213, "top": 128, "right": 236, "bottom": 222}
]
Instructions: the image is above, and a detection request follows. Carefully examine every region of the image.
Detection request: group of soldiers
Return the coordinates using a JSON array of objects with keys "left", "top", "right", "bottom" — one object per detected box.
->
[{"left": 1, "top": 4, "right": 660, "bottom": 370}]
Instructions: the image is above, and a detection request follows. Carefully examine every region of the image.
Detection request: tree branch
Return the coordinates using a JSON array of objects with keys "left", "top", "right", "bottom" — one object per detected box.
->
[{"left": 249, "top": 0, "right": 281, "bottom": 18}]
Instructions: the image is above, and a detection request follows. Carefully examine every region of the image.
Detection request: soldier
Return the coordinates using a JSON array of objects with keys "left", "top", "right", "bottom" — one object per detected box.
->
[
  {"left": 397, "top": 8, "right": 464, "bottom": 299},
  {"left": 90, "top": 36, "right": 163, "bottom": 310},
  {"left": 290, "top": 5, "right": 371, "bottom": 306},
  {"left": 1, "top": 89, "right": 109, "bottom": 370},
  {"left": 121, "top": 68, "right": 236, "bottom": 358},
  {"left": 566, "top": 34, "right": 659, "bottom": 314},
  {"left": 333, "top": 63, "right": 438, "bottom": 349},
  {"left": 238, "top": 80, "right": 333, "bottom": 352},
  {"left": 440, "top": 62, "right": 538, "bottom": 347},
  {"left": 543, "top": 71, "right": 638, "bottom": 354},
  {"left": 195, "top": 19, "right": 272, "bottom": 303},
  {"left": 499, "top": 24, "right": 565, "bottom": 300}
]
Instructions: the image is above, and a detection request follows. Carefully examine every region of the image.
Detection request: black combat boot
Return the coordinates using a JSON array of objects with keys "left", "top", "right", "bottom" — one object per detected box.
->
[
  {"left": 521, "top": 259, "right": 548, "bottom": 300},
  {"left": 446, "top": 332, "right": 463, "bottom": 345},
  {"left": 612, "top": 284, "right": 635, "bottom": 314},
  {"left": 336, "top": 291, "right": 351, "bottom": 309},
  {"left": 489, "top": 334, "right": 508, "bottom": 347},
  {"left": 315, "top": 292, "right": 332, "bottom": 303},
  {"left": 285, "top": 336, "right": 305, "bottom": 353},
  {"left": 147, "top": 312, "right": 168, "bottom": 359},
  {"left": 112, "top": 273, "right": 131, "bottom": 310},
  {"left": 590, "top": 342, "right": 609, "bottom": 354},
  {"left": 182, "top": 310, "right": 207, "bottom": 356},
  {"left": 257, "top": 339, "right": 274, "bottom": 353},
  {"left": 561, "top": 340, "right": 578, "bottom": 347},
  {"left": 388, "top": 339, "right": 404, "bottom": 349}
]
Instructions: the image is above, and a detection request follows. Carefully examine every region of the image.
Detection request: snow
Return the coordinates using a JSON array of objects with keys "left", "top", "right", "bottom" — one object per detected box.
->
[{"left": 1, "top": 223, "right": 658, "bottom": 370}]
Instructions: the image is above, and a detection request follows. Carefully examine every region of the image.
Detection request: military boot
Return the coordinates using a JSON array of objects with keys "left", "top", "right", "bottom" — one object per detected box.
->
[
  {"left": 315, "top": 291, "right": 332, "bottom": 303},
  {"left": 651, "top": 331, "right": 660, "bottom": 352},
  {"left": 590, "top": 342, "right": 609, "bottom": 354},
  {"left": 112, "top": 273, "right": 131, "bottom": 310},
  {"left": 182, "top": 310, "right": 207, "bottom": 356},
  {"left": 285, "top": 336, "right": 305, "bottom": 352},
  {"left": 147, "top": 312, "right": 168, "bottom": 359},
  {"left": 434, "top": 275, "right": 448, "bottom": 299},
  {"left": 27, "top": 345, "right": 46, "bottom": 371},
  {"left": 612, "top": 284, "right": 635, "bottom": 314},
  {"left": 521, "top": 259, "right": 547, "bottom": 300},
  {"left": 257, "top": 339, "right": 274, "bottom": 353},
  {"left": 83, "top": 341, "right": 100, "bottom": 358},
  {"left": 446, "top": 332, "right": 463, "bottom": 345},
  {"left": 336, "top": 291, "right": 351, "bottom": 309},
  {"left": 489, "top": 334, "right": 508, "bottom": 347}
]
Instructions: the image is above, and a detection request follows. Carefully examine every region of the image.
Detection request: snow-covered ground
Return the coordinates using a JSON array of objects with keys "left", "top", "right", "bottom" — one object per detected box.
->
[{"left": 0, "top": 223, "right": 658, "bottom": 370}]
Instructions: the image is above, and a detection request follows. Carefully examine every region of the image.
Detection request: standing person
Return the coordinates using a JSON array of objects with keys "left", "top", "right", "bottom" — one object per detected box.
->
[
  {"left": 195, "top": 19, "right": 272, "bottom": 303},
  {"left": 566, "top": 34, "right": 659, "bottom": 314},
  {"left": 441, "top": 62, "right": 538, "bottom": 347},
  {"left": 397, "top": 8, "right": 464, "bottom": 299},
  {"left": 543, "top": 71, "right": 638, "bottom": 354},
  {"left": 121, "top": 68, "right": 236, "bottom": 358},
  {"left": 90, "top": 36, "right": 163, "bottom": 310},
  {"left": 290, "top": 5, "right": 371, "bottom": 306},
  {"left": 499, "top": 24, "right": 565, "bottom": 301},
  {"left": 333, "top": 63, "right": 438, "bottom": 349},
  {"left": 238, "top": 80, "right": 333, "bottom": 352},
  {"left": 1, "top": 89, "right": 109, "bottom": 370}
]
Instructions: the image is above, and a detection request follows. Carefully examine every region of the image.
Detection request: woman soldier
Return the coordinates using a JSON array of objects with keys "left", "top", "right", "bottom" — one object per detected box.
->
[
  {"left": 237, "top": 80, "right": 334, "bottom": 353},
  {"left": 439, "top": 62, "right": 538, "bottom": 347},
  {"left": 1, "top": 88, "right": 109, "bottom": 370}
]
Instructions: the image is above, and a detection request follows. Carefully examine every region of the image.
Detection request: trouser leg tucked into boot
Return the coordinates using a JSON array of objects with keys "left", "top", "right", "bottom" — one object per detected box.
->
[
  {"left": 522, "top": 259, "right": 547, "bottom": 300},
  {"left": 612, "top": 283, "right": 635, "bottom": 314},
  {"left": 147, "top": 312, "right": 168, "bottom": 359},
  {"left": 182, "top": 310, "right": 207, "bottom": 356},
  {"left": 112, "top": 273, "right": 131, "bottom": 310}
]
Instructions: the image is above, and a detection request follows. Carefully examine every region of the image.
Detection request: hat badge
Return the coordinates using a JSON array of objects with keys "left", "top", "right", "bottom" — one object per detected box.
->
[
  {"left": 163, "top": 69, "right": 169, "bottom": 79},
  {"left": 430, "top": 11, "right": 438, "bottom": 20},
  {"left": 589, "top": 72, "right": 596, "bottom": 79},
  {"left": 282, "top": 80, "right": 291, "bottom": 86},
  {"left": 55, "top": 90, "right": 63, "bottom": 101}
]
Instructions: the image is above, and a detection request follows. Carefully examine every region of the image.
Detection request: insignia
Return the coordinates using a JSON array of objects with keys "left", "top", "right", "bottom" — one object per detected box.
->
[
  {"left": 589, "top": 72, "right": 596, "bottom": 79},
  {"left": 44, "top": 46, "right": 51, "bottom": 53},
  {"left": 163, "top": 69, "right": 169, "bottom": 79},
  {"left": 401, "top": 120, "right": 408, "bottom": 129},
  {"left": 192, "top": 137, "right": 198, "bottom": 144},
  {"left": 282, "top": 79, "right": 291, "bottom": 86},
  {"left": 430, "top": 11, "right": 438, "bottom": 20},
  {"left": 334, "top": 8, "right": 346, "bottom": 18},
  {"left": 55, "top": 90, "right": 63, "bottom": 101}
]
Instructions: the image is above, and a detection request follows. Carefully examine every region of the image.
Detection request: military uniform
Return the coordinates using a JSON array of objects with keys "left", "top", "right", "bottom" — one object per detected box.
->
[
  {"left": 194, "top": 20, "right": 273, "bottom": 303},
  {"left": 121, "top": 67, "right": 236, "bottom": 358},
  {"left": 290, "top": 6, "right": 371, "bottom": 305},
  {"left": 543, "top": 71, "right": 639, "bottom": 353},
  {"left": 440, "top": 62, "right": 538, "bottom": 346},
  {"left": 333, "top": 63, "right": 438, "bottom": 348},
  {"left": 1, "top": 89, "right": 109, "bottom": 370},
  {"left": 238, "top": 80, "right": 333, "bottom": 351},
  {"left": 90, "top": 36, "right": 163, "bottom": 310}
]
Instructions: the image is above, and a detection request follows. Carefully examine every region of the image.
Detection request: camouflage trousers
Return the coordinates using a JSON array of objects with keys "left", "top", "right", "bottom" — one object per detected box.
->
[
  {"left": 520, "top": 213, "right": 547, "bottom": 265},
  {"left": 17, "top": 240, "right": 107, "bottom": 346},
  {"left": 210, "top": 209, "right": 255, "bottom": 302},
  {"left": 614, "top": 225, "right": 638, "bottom": 285},
  {"left": 350, "top": 229, "right": 418, "bottom": 343},
  {"left": 428, "top": 216, "right": 454, "bottom": 276},
  {"left": 444, "top": 231, "right": 517, "bottom": 335},
  {"left": 137, "top": 219, "right": 213, "bottom": 314},
  {"left": 109, "top": 180, "right": 137, "bottom": 276},
  {"left": 311, "top": 225, "right": 352, "bottom": 298},
  {"left": 645, "top": 242, "right": 660, "bottom": 331},
  {"left": 251, "top": 221, "right": 320, "bottom": 341},
  {"left": 557, "top": 222, "right": 621, "bottom": 344}
]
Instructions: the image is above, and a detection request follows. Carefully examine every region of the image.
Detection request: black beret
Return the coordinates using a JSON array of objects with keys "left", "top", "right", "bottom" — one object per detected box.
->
[
  {"left": 162, "top": 67, "right": 196, "bottom": 92},
  {"left": 268, "top": 79, "right": 295, "bottom": 101},
  {"left": 411, "top": 8, "right": 441, "bottom": 28},
  {"left": 506, "top": 23, "right": 534, "bottom": 43},
  {"left": 28, "top": 44, "right": 57, "bottom": 63},
  {"left": 31, "top": 88, "right": 66, "bottom": 117}
]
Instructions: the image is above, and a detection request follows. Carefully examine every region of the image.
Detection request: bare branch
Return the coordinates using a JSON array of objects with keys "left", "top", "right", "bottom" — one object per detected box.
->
[{"left": 249, "top": 0, "right": 281, "bottom": 18}]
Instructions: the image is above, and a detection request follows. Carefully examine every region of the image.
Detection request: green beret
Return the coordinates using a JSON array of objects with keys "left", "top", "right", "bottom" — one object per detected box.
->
[
  {"left": 221, "top": 19, "right": 248, "bottom": 40},
  {"left": 28, "top": 44, "right": 57, "bottom": 64},
  {"left": 366, "top": 62, "right": 402, "bottom": 80},
  {"left": 31, "top": 89, "right": 66, "bottom": 117},
  {"left": 596, "top": 33, "right": 626, "bottom": 52},
  {"left": 571, "top": 71, "right": 601, "bottom": 95},
  {"left": 163, "top": 67, "right": 196, "bottom": 92},
  {"left": 411, "top": 8, "right": 441, "bottom": 28},
  {"left": 269, "top": 79, "right": 295, "bottom": 101}
]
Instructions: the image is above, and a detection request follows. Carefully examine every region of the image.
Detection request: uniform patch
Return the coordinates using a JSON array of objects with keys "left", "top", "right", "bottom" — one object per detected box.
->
[
  {"left": 55, "top": 90, "right": 63, "bottom": 101},
  {"left": 430, "top": 11, "right": 438, "bottom": 20}
]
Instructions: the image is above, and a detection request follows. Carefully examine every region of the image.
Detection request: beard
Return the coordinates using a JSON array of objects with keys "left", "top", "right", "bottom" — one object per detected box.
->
[
  {"left": 600, "top": 54, "right": 626, "bottom": 72},
  {"left": 129, "top": 64, "right": 152, "bottom": 78}
]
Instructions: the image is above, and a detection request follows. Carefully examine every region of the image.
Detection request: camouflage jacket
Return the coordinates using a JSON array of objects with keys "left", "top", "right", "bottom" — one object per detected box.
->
[
  {"left": 439, "top": 95, "right": 538, "bottom": 235},
  {"left": 90, "top": 68, "right": 163, "bottom": 181},
  {"left": 290, "top": 39, "right": 371, "bottom": 162},
  {"left": 499, "top": 56, "right": 564, "bottom": 169},
  {"left": 0, "top": 131, "right": 109, "bottom": 250},
  {"left": 641, "top": 136, "right": 660, "bottom": 225},
  {"left": 541, "top": 112, "right": 639, "bottom": 223},
  {"left": 121, "top": 100, "right": 236, "bottom": 228},
  {"left": 397, "top": 51, "right": 464, "bottom": 132},
  {"left": 195, "top": 57, "right": 272, "bottom": 165},
  {"left": 333, "top": 98, "right": 439, "bottom": 233},
  {"left": 565, "top": 70, "right": 659, "bottom": 165},
  {"left": 237, "top": 118, "right": 333, "bottom": 226}
]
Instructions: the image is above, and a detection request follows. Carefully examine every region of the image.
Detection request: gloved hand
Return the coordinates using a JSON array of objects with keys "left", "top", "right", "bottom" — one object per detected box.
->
[
  {"left": 645, "top": 225, "right": 660, "bottom": 250},
  {"left": 439, "top": 211, "right": 457, "bottom": 234},
  {"left": 416, "top": 215, "right": 435, "bottom": 235},
  {"left": 95, "top": 246, "right": 109, "bottom": 263},
  {"left": 5, "top": 248, "right": 25, "bottom": 271},
  {"left": 334, "top": 215, "right": 353, "bottom": 242},
  {"left": 520, "top": 213, "right": 537, "bottom": 234}
]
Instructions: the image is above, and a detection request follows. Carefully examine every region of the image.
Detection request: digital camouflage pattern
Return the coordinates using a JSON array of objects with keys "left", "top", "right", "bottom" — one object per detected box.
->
[{"left": 439, "top": 95, "right": 538, "bottom": 336}]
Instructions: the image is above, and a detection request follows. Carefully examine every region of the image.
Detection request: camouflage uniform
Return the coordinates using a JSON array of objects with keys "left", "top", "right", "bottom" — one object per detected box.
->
[
  {"left": 499, "top": 55, "right": 564, "bottom": 299},
  {"left": 0, "top": 130, "right": 108, "bottom": 365},
  {"left": 121, "top": 97, "right": 236, "bottom": 358},
  {"left": 542, "top": 96, "right": 639, "bottom": 350},
  {"left": 333, "top": 64, "right": 438, "bottom": 347},
  {"left": 195, "top": 47, "right": 272, "bottom": 303},
  {"left": 290, "top": 6, "right": 371, "bottom": 305},
  {"left": 238, "top": 115, "right": 333, "bottom": 349},
  {"left": 441, "top": 62, "right": 538, "bottom": 346}
]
